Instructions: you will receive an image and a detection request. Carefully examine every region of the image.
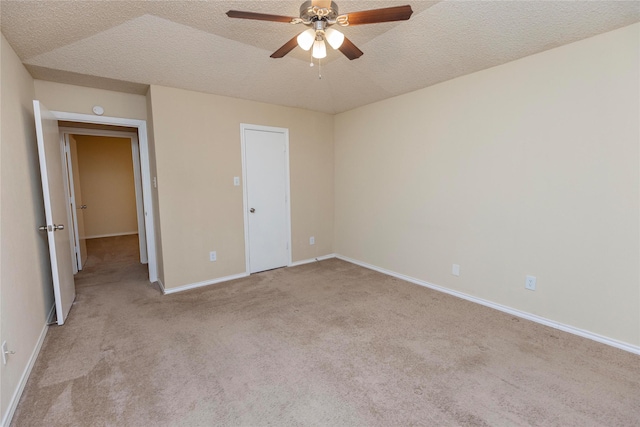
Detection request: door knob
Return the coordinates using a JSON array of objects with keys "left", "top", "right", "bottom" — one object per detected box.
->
[
  {"left": 79, "top": 205, "right": 87, "bottom": 209},
  {"left": 53, "top": 224, "right": 65, "bottom": 231},
  {"left": 250, "top": 208, "right": 255, "bottom": 213},
  {"left": 39, "top": 225, "right": 49, "bottom": 231}
]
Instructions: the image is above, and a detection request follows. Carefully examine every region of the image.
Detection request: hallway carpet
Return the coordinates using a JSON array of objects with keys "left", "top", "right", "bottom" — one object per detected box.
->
[{"left": 12, "top": 236, "right": 640, "bottom": 426}]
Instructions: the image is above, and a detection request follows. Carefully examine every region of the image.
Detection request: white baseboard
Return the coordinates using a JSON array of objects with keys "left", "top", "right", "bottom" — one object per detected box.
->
[
  {"left": 85, "top": 231, "right": 138, "bottom": 239},
  {"left": 46, "top": 304, "right": 56, "bottom": 324},
  {"left": 288, "top": 253, "right": 336, "bottom": 267},
  {"left": 1, "top": 304, "right": 55, "bottom": 427},
  {"left": 162, "top": 273, "right": 250, "bottom": 295},
  {"left": 156, "top": 278, "right": 165, "bottom": 294},
  {"left": 335, "top": 255, "right": 640, "bottom": 355},
  {"left": 161, "top": 255, "right": 338, "bottom": 295}
]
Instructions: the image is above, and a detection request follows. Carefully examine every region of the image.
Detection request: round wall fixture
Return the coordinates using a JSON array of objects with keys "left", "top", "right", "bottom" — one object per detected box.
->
[{"left": 92, "top": 105, "right": 104, "bottom": 115}]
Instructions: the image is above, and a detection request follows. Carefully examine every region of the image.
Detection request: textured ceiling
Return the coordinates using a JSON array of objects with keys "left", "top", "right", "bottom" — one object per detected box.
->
[{"left": 1, "top": 1, "right": 639, "bottom": 114}]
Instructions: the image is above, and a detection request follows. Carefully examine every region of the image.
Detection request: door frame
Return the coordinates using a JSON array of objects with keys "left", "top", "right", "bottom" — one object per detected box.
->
[
  {"left": 59, "top": 127, "right": 148, "bottom": 268},
  {"left": 240, "top": 123, "right": 292, "bottom": 274},
  {"left": 51, "top": 110, "right": 158, "bottom": 283}
]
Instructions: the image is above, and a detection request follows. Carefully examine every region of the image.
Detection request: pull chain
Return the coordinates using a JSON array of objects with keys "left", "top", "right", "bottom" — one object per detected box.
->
[{"left": 309, "top": 54, "right": 322, "bottom": 80}]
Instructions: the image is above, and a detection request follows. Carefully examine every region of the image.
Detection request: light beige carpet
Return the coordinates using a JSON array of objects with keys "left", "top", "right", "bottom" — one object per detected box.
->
[{"left": 12, "top": 235, "right": 640, "bottom": 426}]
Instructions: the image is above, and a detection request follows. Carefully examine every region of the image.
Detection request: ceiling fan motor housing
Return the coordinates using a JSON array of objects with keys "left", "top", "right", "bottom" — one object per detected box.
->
[{"left": 300, "top": 1, "right": 340, "bottom": 24}]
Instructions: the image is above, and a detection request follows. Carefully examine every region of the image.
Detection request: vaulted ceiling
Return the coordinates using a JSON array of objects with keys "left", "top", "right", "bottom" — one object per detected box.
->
[{"left": 1, "top": 1, "right": 638, "bottom": 114}]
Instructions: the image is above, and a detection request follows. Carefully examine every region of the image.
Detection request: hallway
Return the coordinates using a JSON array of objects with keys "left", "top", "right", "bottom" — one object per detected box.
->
[{"left": 75, "top": 235, "right": 148, "bottom": 288}]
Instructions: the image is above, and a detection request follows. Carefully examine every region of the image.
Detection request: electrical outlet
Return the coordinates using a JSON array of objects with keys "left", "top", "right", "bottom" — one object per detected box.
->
[
  {"left": 233, "top": 177, "right": 240, "bottom": 186},
  {"left": 525, "top": 275, "right": 536, "bottom": 291},
  {"left": 209, "top": 251, "right": 217, "bottom": 262},
  {"left": 309, "top": 236, "right": 315, "bottom": 245},
  {"left": 452, "top": 264, "right": 460, "bottom": 276}
]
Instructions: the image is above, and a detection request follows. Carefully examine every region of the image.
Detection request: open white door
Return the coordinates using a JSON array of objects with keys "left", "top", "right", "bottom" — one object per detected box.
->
[
  {"left": 63, "top": 134, "right": 88, "bottom": 270},
  {"left": 131, "top": 137, "right": 148, "bottom": 264},
  {"left": 68, "top": 135, "right": 88, "bottom": 267},
  {"left": 62, "top": 135, "right": 80, "bottom": 272},
  {"left": 34, "top": 100, "right": 76, "bottom": 325}
]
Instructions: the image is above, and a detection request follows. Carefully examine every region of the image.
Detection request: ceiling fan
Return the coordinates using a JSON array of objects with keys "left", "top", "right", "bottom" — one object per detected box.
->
[{"left": 226, "top": 1, "right": 413, "bottom": 60}]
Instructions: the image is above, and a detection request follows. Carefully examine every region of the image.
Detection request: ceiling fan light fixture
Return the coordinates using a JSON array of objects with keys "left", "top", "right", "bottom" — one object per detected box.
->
[
  {"left": 297, "top": 28, "right": 316, "bottom": 51},
  {"left": 228, "top": 3, "right": 414, "bottom": 61},
  {"left": 312, "top": 39, "right": 327, "bottom": 59},
  {"left": 324, "top": 27, "right": 344, "bottom": 49}
]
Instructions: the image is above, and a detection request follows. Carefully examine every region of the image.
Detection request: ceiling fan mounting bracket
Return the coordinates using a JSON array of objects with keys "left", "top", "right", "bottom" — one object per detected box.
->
[{"left": 299, "top": 1, "right": 340, "bottom": 25}]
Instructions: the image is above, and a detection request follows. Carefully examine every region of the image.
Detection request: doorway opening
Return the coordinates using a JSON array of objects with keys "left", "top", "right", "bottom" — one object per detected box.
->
[
  {"left": 51, "top": 112, "right": 158, "bottom": 289},
  {"left": 60, "top": 128, "right": 147, "bottom": 273},
  {"left": 35, "top": 102, "right": 158, "bottom": 325}
]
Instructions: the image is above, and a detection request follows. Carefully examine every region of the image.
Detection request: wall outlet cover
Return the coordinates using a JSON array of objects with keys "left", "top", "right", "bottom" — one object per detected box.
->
[
  {"left": 452, "top": 264, "right": 460, "bottom": 276},
  {"left": 525, "top": 275, "right": 536, "bottom": 291},
  {"left": 209, "top": 251, "right": 217, "bottom": 262},
  {"left": 310, "top": 236, "right": 315, "bottom": 245}
]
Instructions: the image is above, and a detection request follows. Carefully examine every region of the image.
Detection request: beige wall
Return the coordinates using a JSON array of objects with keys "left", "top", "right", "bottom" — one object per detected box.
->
[
  {"left": 334, "top": 24, "right": 640, "bottom": 346},
  {"left": 33, "top": 80, "right": 147, "bottom": 120},
  {"left": 149, "top": 85, "right": 334, "bottom": 289},
  {"left": 73, "top": 135, "right": 138, "bottom": 238},
  {"left": 0, "top": 34, "right": 54, "bottom": 419}
]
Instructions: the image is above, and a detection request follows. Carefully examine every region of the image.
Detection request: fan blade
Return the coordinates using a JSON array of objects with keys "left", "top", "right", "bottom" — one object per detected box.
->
[
  {"left": 338, "top": 36, "right": 364, "bottom": 60},
  {"left": 343, "top": 5, "right": 413, "bottom": 26},
  {"left": 226, "top": 10, "right": 296, "bottom": 23},
  {"left": 271, "top": 35, "right": 300, "bottom": 58}
]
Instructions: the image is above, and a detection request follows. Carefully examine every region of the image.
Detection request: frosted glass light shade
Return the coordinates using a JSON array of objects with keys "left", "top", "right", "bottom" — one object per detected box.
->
[
  {"left": 297, "top": 29, "right": 315, "bottom": 51},
  {"left": 312, "top": 39, "right": 327, "bottom": 59},
  {"left": 325, "top": 28, "right": 344, "bottom": 49}
]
